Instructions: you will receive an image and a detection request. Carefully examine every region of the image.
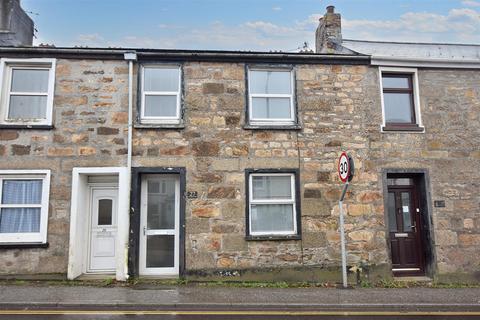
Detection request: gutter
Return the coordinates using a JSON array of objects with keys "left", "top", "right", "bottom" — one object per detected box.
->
[
  {"left": 0, "top": 46, "right": 370, "bottom": 65},
  {"left": 371, "top": 56, "right": 480, "bottom": 69}
]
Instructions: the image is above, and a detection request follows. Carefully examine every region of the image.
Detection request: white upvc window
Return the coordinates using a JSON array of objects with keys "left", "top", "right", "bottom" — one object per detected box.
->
[
  {"left": 248, "top": 68, "right": 295, "bottom": 126},
  {"left": 0, "top": 58, "right": 56, "bottom": 126},
  {"left": 248, "top": 173, "right": 297, "bottom": 236},
  {"left": 140, "top": 65, "right": 182, "bottom": 124},
  {"left": 0, "top": 170, "right": 51, "bottom": 244}
]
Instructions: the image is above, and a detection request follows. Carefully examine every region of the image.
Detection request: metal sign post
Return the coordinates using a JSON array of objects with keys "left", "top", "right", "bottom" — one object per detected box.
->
[
  {"left": 337, "top": 152, "right": 354, "bottom": 289},
  {"left": 339, "top": 182, "right": 349, "bottom": 288}
]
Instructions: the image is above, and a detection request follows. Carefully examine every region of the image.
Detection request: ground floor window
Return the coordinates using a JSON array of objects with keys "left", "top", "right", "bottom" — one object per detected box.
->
[
  {"left": 246, "top": 170, "right": 299, "bottom": 237},
  {"left": 0, "top": 170, "right": 50, "bottom": 244}
]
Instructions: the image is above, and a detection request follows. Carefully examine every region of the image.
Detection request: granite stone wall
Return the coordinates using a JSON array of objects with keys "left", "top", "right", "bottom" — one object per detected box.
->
[
  {"left": 1, "top": 57, "right": 478, "bottom": 281},
  {"left": 0, "top": 59, "right": 129, "bottom": 274}
]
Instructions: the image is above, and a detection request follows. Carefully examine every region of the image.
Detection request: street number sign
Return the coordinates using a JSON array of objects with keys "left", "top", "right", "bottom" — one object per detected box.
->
[{"left": 338, "top": 152, "right": 350, "bottom": 183}]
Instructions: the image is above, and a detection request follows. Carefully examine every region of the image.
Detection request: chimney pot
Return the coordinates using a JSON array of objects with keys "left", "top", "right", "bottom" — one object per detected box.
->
[{"left": 326, "top": 5, "right": 335, "bottom": 13}]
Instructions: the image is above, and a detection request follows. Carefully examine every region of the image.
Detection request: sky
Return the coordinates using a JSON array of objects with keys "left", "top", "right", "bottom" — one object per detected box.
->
[{"left": 21, "top": 0, "right": 480, "bottom": 51}]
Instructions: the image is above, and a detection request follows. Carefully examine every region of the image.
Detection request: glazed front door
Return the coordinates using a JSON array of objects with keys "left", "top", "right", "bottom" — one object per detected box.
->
[
  {"left": 139, "top": 175, "right": 180, "bottom": 276},
  {"left": 387, "top": 186, "right": 425, "bottom": 276}
]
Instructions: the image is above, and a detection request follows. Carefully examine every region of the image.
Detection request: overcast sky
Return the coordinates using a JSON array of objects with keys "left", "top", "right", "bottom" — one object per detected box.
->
[{"left": 22, "top": 0, "right": 480, "bottom": 51}]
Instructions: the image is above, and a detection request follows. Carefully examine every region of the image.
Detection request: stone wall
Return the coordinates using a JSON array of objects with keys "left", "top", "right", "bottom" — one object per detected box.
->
[
  {"left": 0, "top": 59, "right": 129, "bottom": 275},
  {"left": 133, "top": 62, "right": 479, "bottom": 280},
  {"left": 132, "top": 62, "right": 391, "bottom": 274},
  {"left": 0, "top": 56, "right": 478, "bottom": 281}
]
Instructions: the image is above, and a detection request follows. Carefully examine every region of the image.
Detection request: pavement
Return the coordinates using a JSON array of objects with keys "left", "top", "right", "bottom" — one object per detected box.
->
[{"left": 0, "top": 284, "right": 479, "bottom": 312}]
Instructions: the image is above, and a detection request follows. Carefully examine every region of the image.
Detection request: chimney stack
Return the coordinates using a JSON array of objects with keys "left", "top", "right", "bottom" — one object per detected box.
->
[
  {"left": 0, "top": 0, "right": 34, "bottom": 46},
  {"left": 315, "top": 5, "right": 342, "bottom": 53}
]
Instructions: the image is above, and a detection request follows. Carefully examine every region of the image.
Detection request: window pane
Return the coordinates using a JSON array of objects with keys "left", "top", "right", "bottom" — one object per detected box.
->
[
  {"left": 0, "top": 208, "right": 41, "bottom": 233},
  {"left": 2, "top": 180, "right": 42, "bottom": 204},
  {"left": 8, "top": 95, "right": 47, "bottom": 119},
  {"left": 146, "top": 235, "right": 174, "bottom": 268},
  {"left": 401, "top": 192, "right": 412, "bottom": 232},
  {"left": 252, "top": 175, "right": 292, "bottom": 200},
  {"left": 98, "top": 199, "right": 113, "bottom": 225},
  {"left": 250, "top": 70, "right": 291, "bottom": 94},
  {"left": 144, "top": 95, "right": 177, "bottom": 117},
  {"left": 387, "top": 192, "right": 397, "bottom": 232},
  {"left": 11, "top": 69, "right": 49, "bottom": 92},
  {"left": 144, "top": 67, "right": 179, "bottom": 92},
  {"left": 251, "top": 97, "right": 291, "bottom": 119},
  {"left": 382, "top": 76, "right": 410, "bottom": 89},
  {"left": 251, "top": 204, "right": 294, "bottom": 233},
  {"left": 147, "top": 179, "right": 175, "bottom": 230},
  {"left": 384, "top": 93, "right": 413, "bottom": 123},
  {"left": 387, "top": 178, "right": 414, "bottom": 186}
]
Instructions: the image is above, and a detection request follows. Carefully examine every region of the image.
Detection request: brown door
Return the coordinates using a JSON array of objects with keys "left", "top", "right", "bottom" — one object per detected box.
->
[{"left": 387, "top": 185, "right": 425, "bottom": 276}]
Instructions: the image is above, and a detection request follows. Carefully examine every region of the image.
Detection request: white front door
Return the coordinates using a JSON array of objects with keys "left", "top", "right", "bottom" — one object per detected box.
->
[
  {"left": 139, "top": 175, "right": 180, "bottom": 276},
  {"left": 88, "top": 187, "right": 118, "bottom": 273}
]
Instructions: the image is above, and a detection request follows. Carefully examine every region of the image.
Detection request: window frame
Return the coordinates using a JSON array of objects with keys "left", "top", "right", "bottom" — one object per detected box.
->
[
  {"left": 379, "top": 67, "right": 424, "bottom": 132},
  {"left": 245, "top": 169, "right": 301, "bottom": 239},
  {"left": 139, "top": 64, "right": 182, "bottom": 125},
  {"left": 0, "top": 170, "right": 51, "bottom": 244},
  {"left": 0, "top": 58, "right": 56, "bottom": 126},
  {"left": 247, "top": 67, "right": 296, "bottom": 127}
]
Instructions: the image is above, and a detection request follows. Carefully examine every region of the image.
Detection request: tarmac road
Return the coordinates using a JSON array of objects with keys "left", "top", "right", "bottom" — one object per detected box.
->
[
  {"left": 1, "top": 285, "right": 479, "bottom": 319},
  {"left": 0, "top": 307, "right": 480, "bottom": 320}
]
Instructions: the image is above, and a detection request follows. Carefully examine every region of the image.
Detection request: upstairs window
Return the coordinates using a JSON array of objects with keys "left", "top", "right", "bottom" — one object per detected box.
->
[
  {"left": 0, "top": 58, "right": 56, "bottom": 126},
  {"left": 0, "top": 170, "right": 51, "bottom": 244},
  {"left": 140, "top": 65, "right": 182, "bottom": 125},
  {"left": 380, "top": 68, "right": 423, "bottom": 132},
  {"left": 247, "top": 69, "right": 296, "bottom": 126}
]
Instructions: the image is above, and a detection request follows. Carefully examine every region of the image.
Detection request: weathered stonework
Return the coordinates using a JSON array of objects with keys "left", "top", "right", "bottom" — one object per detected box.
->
[
  {"left": 0, "top": 55, "right": 478, "bottom": 283},
  {"left": 0, "top": 59, "right": 129, "bottom": 275}
]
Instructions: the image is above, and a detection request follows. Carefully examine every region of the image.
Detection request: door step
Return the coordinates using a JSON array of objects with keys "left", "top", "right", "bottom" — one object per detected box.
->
[{"left": 393, "top": 276, "right": 432, "bottom": 283}]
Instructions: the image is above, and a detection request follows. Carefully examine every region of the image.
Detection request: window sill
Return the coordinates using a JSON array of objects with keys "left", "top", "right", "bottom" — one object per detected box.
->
[
  {"left": 243, "top": 124, "right": 302, "bottom": 131},
  {"left": 134, "top": 123, "right": 185, "bottom": 130},
  {"left": 0, "top": 124, "right": 54, "bottom": 130},
  {"left": 245, "top": 234, "right": 301, "bottom": 241},
  {"left": 382, "top": 125, "right": 424, "bottom": 133},
  {"left": 0, "top": 242, "right": 49, "bottom": 249}
]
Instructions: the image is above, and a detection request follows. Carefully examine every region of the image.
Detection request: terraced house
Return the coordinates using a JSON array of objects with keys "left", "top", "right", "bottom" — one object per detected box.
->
[{"left": 0, "top": 2, "right": 478, "bottom": 284}]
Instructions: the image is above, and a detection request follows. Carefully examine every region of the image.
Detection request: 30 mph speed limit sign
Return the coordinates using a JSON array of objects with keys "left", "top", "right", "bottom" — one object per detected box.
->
[{"left": 338, "top": 152, "right": 352, "bottom": 183}]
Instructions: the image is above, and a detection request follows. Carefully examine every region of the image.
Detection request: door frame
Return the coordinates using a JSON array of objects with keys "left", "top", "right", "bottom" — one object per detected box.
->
[
  {"left": 86, "top": 184, "right": 118, "bottom": 274},
  {"left": 381, "top": 169, "right": 436, "bottom": 278},
  {"left": 129, "top": 167, "right": 186, "bottom": 278},
  {"left": 68, "top": 167, "right": 129, "bottom": 281}
]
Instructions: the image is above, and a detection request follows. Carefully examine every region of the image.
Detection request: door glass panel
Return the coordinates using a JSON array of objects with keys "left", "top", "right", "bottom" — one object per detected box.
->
[
  {"left": 146, "top": 235, "right": 174, "bottom": 268},
  {"left": 147, "top": 179, "right": 175, "bottom": 230},
  {"left": 401, "top": 192, "right": 412, "bottom": 232},
  {"left": 387, "top": 178, "right": 414, "bottom": 186},
  {"left": 98, "top": 199, "right": 113, "bottom": 225},
  {"left": 387, "top": 192, "right": 397, "bottom": 232}
]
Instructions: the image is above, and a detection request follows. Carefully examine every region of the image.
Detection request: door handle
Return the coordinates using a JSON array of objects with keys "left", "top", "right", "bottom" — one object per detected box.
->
[{"left": 143, "top": 226, "right": 146, "bottom": 236}]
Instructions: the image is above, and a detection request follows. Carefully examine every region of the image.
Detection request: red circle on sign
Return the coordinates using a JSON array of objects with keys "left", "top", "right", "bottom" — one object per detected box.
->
[{"left": 338, "top": 152, "right": 350, "bottom": 183}]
